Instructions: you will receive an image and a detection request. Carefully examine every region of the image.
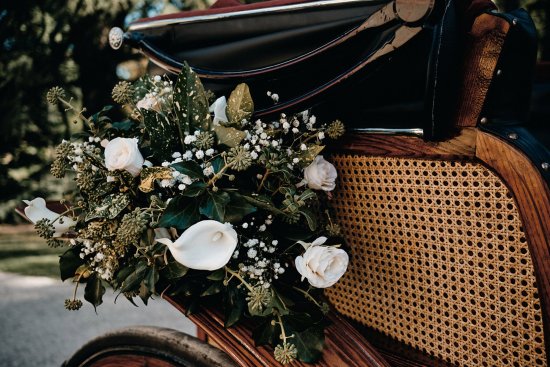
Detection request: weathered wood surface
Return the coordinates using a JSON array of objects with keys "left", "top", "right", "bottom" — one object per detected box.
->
[
  {"left": 163, "top": 293, "right": 391, "bottom": 367},
  {"left": 454, "top": 13, "right": 510, "bottom": 127}
]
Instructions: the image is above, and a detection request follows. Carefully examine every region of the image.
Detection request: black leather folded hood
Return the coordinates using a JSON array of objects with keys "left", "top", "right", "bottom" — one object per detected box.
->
[{"left": 123, "top": 0, "right": 462, "bottom": 139}]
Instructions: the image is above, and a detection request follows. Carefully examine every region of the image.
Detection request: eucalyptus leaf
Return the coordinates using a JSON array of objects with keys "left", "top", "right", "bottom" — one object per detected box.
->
[
  {"left": 226, "top": 83, "right": 254, "bottom": 125},
  {"left": 199, "top": 191, "right": 230, "bottom": 222},
  {"left": 158, "top": 195, "right": 201, "bottom": 230},
  {"left": 84, "top": 273, "right": 106, "bottom": 312}
]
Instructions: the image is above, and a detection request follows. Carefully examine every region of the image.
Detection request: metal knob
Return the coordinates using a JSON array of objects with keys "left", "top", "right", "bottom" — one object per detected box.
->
[{"left": 109, "top": 27, "right": 125, "bottom": 50}]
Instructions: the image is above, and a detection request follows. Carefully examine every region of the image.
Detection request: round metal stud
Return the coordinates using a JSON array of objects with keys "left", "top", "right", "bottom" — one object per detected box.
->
[
  {"left": 512, "top": 18, "right": 518, "bottom": 25},
  {"left": 542, "top": 162, "right": 549, "bottom": 171},
  {"left": 395, "top": 0, "right": 435, "bottom": 24},
  {"left": 496, "top": 69, "right": 502, "bottom": 76},
  {"left": 109, "top": 27, "right": 124, "bottom": 50},
  {"left": 508, "top": 132, "right": 518, "bottom": 140},
  {"left": 480, "top": 117, "right": 488, "bottom": 124}
]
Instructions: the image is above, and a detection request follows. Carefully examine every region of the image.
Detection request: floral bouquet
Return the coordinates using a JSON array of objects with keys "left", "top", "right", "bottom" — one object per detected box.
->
[{"left": 24, "top": 64, "right": 348, "bottom": 364}]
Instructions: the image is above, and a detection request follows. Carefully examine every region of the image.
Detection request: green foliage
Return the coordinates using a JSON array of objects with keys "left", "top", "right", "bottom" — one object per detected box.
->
[
  {"left": 157, "top": 195, "right": 200, "bottom": 229},
  {"left": 84, "top": 273, "right": 106, "bottom": 312}
]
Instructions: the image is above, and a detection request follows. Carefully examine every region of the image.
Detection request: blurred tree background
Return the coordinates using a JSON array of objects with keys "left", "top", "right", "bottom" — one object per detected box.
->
[{"left": 0, "top": 0, "right": 548, "bottom": 223}]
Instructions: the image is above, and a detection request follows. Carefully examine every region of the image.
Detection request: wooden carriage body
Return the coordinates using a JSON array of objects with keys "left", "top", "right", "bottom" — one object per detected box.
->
[{"left": 66, "top": 0, "right": 550, "bottom": 366}]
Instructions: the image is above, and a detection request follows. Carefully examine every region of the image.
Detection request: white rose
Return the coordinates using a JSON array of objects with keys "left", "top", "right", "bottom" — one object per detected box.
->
[
  {"left": 303, "top": 155, "right": 337, "bottom": 191},
  {"left": 23, "top": 198, "right": 77, "bottom": 237},
  {"left": 104, "top": 137, "right": 144, "bottom": 176},
  {"left": 136, "top": 95, "right": 161, "bottom": 112},
  {"left": 155, "top": 220, "right": 238, "bottom": 271},
  {"left": 295, "top": 237, "right": 348, "bottom": 288},
  {"left": 209, "top": 96, "right": 228, "bottom": 125}
]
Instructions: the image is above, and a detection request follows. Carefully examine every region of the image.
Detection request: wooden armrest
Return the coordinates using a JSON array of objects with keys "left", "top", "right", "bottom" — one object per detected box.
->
[
  {"left": 454, "top": 12, "right": 511, "bottom": 128},
  {"left": 163, "top": 293, "right": 390, "bottom": 367}
]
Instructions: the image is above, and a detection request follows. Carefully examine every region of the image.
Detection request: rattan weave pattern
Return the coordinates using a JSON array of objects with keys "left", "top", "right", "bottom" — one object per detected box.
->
[{"left": 325, "top": 155, "right": 546, "bottom": 367}]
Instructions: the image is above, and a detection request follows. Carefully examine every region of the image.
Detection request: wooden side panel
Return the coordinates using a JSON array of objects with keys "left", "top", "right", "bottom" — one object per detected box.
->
[
  {"left": 454, "top": 14, "right": 510, "bottom": 127},
  {"left": 476, "top": 131, "right": 550, "bottom": 365},
  {"left": 163, "top": 294, "right": 391, "bottom": 367}
]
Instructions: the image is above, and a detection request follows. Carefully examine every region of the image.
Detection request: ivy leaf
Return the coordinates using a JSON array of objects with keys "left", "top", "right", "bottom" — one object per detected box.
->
[
  {"left": 142, "top": 109, "right": 181, "bottom": 162},
  {"left": 182, "top": 181, "right": 207, "bottom": 197},
  {"left": 173, "top": 62, "right": 211, "bottom": 132},
  {"left": 206, "top": 269, "right": 225, "bottom": 281},
  {"left": 242, "top": 195, "right": 286, "bottom": 216},
  {"left": 144, "top": 264, "right": 159, "bottom": 294},
  {"left": 85, "top": 194, "right": 130, "bottom": 221},
  {"left": 158, "top": 195, "right": 201, "bottom": 230},
  {"left": 161, "top": 261, "right": 189, "bottom": 279},
  {"left": 291, "top": 324, "right": 325, "bottom": 363},
  {"left": 199, "top": 191, "right": 230, "bottom": 222},
  {"left": 300, "top": 145, "right": 325, "bottom": 165},
  {"left": 201, "top": 282, "right": 223, "bottom": 297},
  {"left": 111, "top": 120, "right": 134, "bottom": 131},
  {"left": 59, "top": 247, "right": 84, "bottom": 281},
  {"left": 224, "top": 284, "right": 246, "bottom": 327},
  {"left": 212, "top": 125, "right": 247, "bottom": 148},
  {"left": 224, "top": 192, "right": 257, "bottom": 223},
  {"left": 121, "top": 261, "right": 148, "bottom": 293},
  {"left": 300, "top": 208, "right": 318, "bottom": 231},
  {"left": 113, "top": 265, "right": 136, "bottom": 290},
  {"left": 139, "top": 167, "right": 173, "bottom": 193},
  {"left": 252, "top": 319, "right": 277, "bottom": 346},
  {"left": 171, "top": 161, "right": 204, "bottom": 179},
  {"left": 210, "top": 157, "right": 224, "bottom": 174},
  {"left": 84, "top": 273, "right": 106, "bottom": 312},
  {"left": 139, "top": 282, "right": 152, "bottom": 305},
  {"left": 226, "top": 83, "right": 254, "bottom": 126}
]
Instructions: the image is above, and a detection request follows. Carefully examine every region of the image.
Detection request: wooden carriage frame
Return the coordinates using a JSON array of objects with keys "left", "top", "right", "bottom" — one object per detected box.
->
[{"left": 62, "top": 6, "right": 550, "bottom": 367}]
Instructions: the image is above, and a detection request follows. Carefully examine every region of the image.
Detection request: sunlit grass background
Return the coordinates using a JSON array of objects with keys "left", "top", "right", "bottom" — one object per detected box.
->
[{"left": 0, "top": 225, "right": 63, "bottom": 278}]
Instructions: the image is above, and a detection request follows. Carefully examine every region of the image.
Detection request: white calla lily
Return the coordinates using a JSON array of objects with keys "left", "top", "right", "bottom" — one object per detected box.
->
[
  {"left": 23, "top": 197, "right": 76, "bottom": 237},
  {"left": 155, "top": 220, "right": 238, "bottom": 271},
  {"left": 209, "top": 96, "right": 229, "bottom": 125}
]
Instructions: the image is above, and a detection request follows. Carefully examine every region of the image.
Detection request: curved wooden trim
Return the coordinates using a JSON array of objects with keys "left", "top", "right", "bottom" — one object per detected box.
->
[
  {"left": 475, "top": 131, "right": 550, "bottom": 365},
  {"left": 332, "top": 127, "right": 477, "bottom": 159},
  {"left": 163, "top": 293, "right": 391, "bottom": 367}
]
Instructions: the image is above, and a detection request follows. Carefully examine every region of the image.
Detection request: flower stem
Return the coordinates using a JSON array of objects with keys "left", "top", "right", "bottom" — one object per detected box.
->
[
  {"left": 292, "top": 286, "right": 323, "bottom": 309},
  {"left": 225, "top": 267, "right": 253, "bottom": 292},
  {"left": 257, "top": 169, "right": 270, "bottom": 192}
]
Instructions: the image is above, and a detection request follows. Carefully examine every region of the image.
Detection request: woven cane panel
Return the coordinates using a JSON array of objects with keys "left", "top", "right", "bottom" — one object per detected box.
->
[{"left": 325, "top": 155, "right": 546, "bottom": 367}]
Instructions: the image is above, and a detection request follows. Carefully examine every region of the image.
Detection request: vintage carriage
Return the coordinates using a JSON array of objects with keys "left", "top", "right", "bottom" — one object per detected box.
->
[{"left": 32, "top": 0, "right": 550, "bottom": 366}]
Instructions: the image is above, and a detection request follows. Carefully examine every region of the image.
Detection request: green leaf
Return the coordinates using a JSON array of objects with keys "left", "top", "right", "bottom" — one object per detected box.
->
[
  {"left": 300, "top": 145, "right": 325, "bottom": 164},
  {"left": 224, "top": 192, "right": 257, "bottom": 223},
  {"left": 85, "top": 194, "right": 130, "bottom": 221},
  {"left": 201, "top": 282, "right": 223, "bottom": 297},
  {"left": 242, "top": 195, "right": 286, "bottom": 216},
  {"left": 199, "top": 191, "right": 230, "bottom": 222},
  {"left": 158, "top": 195, "right": 201, "bottom": 230},
  {"left": 113, "top": 265, "right": 136, "bottom": 290},
  {"left": 144, "top": 264, "right": 159, "bottom": 294},
  {"left": 139, "top": 282, "right": 152, "bottom": 305},
  {"left": 212, "top": 125, "right": 247, "bottom": 148},
  {"left": 59, "top": 247, "right": 84, "bottom": 281},
  {"left": 171, "top": 161, "right": 204, "bottom": 179},
  {"left": 224, "top": 284, "right": 246, "bottom": 328},
  {"left": 84, "top": 273, "right": 106, "bottom": 312},
  {"left": 206, "top": 268, "right": 225, "bottom": 281},
  {"left": 121, "top": 261, "right": 148, "bottom": 293},
  {"left": 182, "top": 181, "right": 207, "bottom": 197},
  {"left": 111, "top": 120, "right": 134, "bottom": 131},
  {"left": 300, "top": 208, "right": 318, "bottom": 231},
  {"left": 252, "top": 319, "right": 277, "bottom": 346},
  {"left": 226, "top": 83, "right": 254, "bottom": 125},
  {"left": 161, "top": 261, "right": 189, "bottom": 279},
  {"left": 211, "top": 157, "right": 224, "bottom": 174},
  {"left": 174, "top": 62, "right": 211, "bottom": 132},
  {"left": 291, "top": 324, "right": 325, "bottom": 363},
  {"left": 142, "top": 109, "right": 181, "bottom": 161}
]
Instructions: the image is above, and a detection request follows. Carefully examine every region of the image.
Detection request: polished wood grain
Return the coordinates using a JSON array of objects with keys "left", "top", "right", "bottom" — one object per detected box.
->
[
  {"left": 163, "top": 293, "right": 391, "bottom": 367},
  {"left": 476, "top": 131, "right": 550, "bottom": 365},
  {"left": 454, "top": 13, "right": 510, "bottom": 127},
  {"left": 332, "top": 127, "right": 477, "bottom": 159}
]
